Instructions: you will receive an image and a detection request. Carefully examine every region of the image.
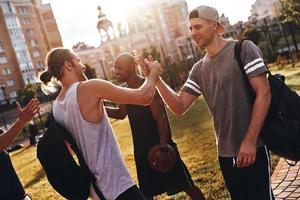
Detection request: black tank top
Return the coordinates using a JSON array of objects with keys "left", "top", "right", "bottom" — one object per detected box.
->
[{"left": 127, "top": 103, "right": 173, "bottom": 164}]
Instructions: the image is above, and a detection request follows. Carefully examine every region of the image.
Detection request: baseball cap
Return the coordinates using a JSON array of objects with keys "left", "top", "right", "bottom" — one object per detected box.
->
[{"left": 189, "top": 5, "right": 225, "bottom": 34}]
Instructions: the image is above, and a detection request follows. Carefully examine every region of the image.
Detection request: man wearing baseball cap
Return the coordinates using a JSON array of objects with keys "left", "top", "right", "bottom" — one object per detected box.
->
[{"left": 143, "top": 5, "right": 274, "bottom": 200}]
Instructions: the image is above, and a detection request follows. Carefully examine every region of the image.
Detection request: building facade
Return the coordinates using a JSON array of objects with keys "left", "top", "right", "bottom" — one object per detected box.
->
[
  {"left": 0, "top": 0, "right": 62, "bottom": 101},
  {"left": 77, "top": 0, "right": 197, "bottom": 80},
  {"left": 250, "top": 0, "right": 280, "bottom": 21}
]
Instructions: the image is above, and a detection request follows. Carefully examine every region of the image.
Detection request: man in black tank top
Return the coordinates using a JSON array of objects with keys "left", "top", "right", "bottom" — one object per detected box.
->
[{"left": 106, "top": 53, "right": 205, "bottom": 200}]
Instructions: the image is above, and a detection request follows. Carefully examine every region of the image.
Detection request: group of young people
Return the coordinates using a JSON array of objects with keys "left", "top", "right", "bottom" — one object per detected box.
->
[{"left": 1, "top": 5, "right": 275, "bottom": 200}]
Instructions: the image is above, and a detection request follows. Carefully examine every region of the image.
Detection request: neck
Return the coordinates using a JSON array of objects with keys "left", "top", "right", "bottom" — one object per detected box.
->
[
  {"left": 126, "top": 74, "right": 144, "bottom": 88},
  {"left": 58, "top": 76, "right": 80, "bottom": 99},
  {"left": 205, "top": 36, "right": 228, "bottom": 58}
]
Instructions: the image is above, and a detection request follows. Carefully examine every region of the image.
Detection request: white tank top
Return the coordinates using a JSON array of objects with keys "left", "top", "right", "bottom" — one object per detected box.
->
[{"left": 53, "top": 82, "right": 135, "bottom": 200}]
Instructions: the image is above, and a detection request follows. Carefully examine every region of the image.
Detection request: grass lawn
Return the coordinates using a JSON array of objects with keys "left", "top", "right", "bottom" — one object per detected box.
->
[{"left": 10, "top": 62, "right": 300, "bottom": 200}]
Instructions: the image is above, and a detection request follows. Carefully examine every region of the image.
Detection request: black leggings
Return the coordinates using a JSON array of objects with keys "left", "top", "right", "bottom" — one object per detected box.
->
[
  {"left": 115, "top": 185, "right": 146, "bottom": 200},
  {"left": 219, "top": 146, "right": 275, "bottom": 200}
]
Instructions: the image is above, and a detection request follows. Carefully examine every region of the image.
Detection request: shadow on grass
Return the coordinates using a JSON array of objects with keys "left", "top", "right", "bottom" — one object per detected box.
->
[{"left": 24, "top": 168, "right": 46, "bottom": 189}]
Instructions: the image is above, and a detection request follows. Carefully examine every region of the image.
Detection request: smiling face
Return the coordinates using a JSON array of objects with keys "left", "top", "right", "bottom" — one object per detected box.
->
[
  {"left": 114, "top": 54, "right": 136, "bottom": 82},
  {"left": 189, "top": 18, "right": 218, "bottom": 49}
]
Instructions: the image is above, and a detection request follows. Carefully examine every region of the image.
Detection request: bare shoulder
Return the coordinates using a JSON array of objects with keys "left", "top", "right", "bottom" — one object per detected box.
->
[{"left": 80, "top": 79, "right": 112, "bottom": 91}]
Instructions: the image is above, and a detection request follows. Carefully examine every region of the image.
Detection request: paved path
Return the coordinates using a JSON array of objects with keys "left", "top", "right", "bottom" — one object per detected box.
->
[{"left": 271, "top": 158, "right": 300, "bottom": 199}]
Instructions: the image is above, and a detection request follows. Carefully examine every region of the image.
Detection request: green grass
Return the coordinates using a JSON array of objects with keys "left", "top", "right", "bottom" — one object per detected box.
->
[{"left": 10, "top": 62, "right": 300, "bottom": 200}]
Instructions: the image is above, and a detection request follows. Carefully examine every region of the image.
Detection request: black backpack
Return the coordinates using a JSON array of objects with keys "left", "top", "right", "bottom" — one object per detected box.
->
[
  {"left": 234, "top": 39, "right": 300, "bottom": 162},
  {"left": 37, "top": 114, "right": 106, "bottom": 200}
]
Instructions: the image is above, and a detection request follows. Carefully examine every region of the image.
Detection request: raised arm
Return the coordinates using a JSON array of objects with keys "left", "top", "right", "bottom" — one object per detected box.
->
[
  {"left": 81, "top": 61, "right": 162, "bottom": 105},
  {"left": 0, "top": 99, "right": 40, "bottom": 151},
  {"left": 156, "top": 77, "right": 197, "bottom": 116},
  {"left": 137, "top": 55, "right": 197, "bottom": 115}
]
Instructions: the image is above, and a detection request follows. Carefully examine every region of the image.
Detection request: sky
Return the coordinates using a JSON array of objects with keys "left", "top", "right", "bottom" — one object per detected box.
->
[{"left": 42, "top": 0, "right": 256, "bottom": 48}]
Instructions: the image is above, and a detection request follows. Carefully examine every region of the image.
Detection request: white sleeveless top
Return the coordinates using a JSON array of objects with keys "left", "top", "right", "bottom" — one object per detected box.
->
[{"left": 53, "top": 82, "right": 135, "bottom": 200}]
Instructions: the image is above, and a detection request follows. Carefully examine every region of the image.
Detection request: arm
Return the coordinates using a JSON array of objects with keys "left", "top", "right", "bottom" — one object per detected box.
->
[
  {"left": 237, "top": 74, "right": 271, "bottom": 168},
  {"left": 0, "top": 99, "right": 40, "bottom": 151},
  {"left": 156, "top": 77, "right": 197, "bottom": 115},
  {"left": 83, "top": 62, "right": 162, "bottom": 105},
  {"left": 105, "top": 104, "right": 127, "bottom": 119},
  {"left": 137, "top": 55, "right": 197, "bottom": 115},
  {"left": 149, "top": 92, "right": 170, "bottom": 146}
]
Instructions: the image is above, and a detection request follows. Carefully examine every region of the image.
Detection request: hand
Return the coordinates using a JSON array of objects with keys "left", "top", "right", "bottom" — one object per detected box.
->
[
  {"left": 144, "top": 55, "right": 162, "bottom": 77},
  {"left": 236, "top": 138, "right": 257, "bottom": 168},
  {"left": 135, "top": 55, "right": 150, "bottom": 76},
  {"left": 17, "top": 99, "right": 40, "bottom": 125}
]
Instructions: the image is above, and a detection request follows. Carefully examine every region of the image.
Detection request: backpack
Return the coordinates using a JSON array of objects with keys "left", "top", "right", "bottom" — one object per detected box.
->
[
  {"left": 37, "top": 114, "right": 106, "bottom": 200},
  {"left": 234, "top": 39, "right": 300, "bottom": 162}
]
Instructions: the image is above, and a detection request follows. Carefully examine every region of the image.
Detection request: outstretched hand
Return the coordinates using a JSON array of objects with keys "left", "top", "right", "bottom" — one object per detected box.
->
[
  {"left": 135, "top": 55, "right": 162, "bottom": 77},
  {"left": 16, "top": 99, "right": 40, "bottom": 124},
  {"left": 135, "top": 55, "right": 150, "bottom": 76},
  {"left": 144, "top": 55, "right": 162, "bottom": 77}
]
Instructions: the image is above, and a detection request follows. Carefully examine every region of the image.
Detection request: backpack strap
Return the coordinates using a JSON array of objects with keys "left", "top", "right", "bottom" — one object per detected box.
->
[
  {"left": 50, "top": 110, "right": 107, "bottom": 200},
  {"left": 234, "top": 39, "right": 256, "bottom": 102}
]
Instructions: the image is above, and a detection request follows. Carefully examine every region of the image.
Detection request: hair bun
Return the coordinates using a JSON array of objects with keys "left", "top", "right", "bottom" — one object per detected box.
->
[{"left": 40, "top": 71, "right": 52, "bottom": 84}]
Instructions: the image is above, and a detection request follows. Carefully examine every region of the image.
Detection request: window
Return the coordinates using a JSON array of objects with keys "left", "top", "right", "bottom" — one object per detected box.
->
[
  {"left": 36, "top": 61, "right": 44, "bottom": 69},
  {"left": 3, "top": 67, "right": 12, "bottom": 75},
  {"left": 0, "top": 56, "right": 8, "bottom": 64},
  {"left": 0, "top": 42, "right": 4, "bottom": 52},
  {"left": 33, "top": 51, "right": 40, "bottom": 58},
  {"left": 31, "top": 40, "right": 37, "bottom": 47},
  {"left": 6, "top": 80, "right": 15, "bottom": 86},
  {"left": 9, "top": 91, "right": 17, "bottom": 98},
  {"left": 23, "top": 18, "right": 31, "bottom": 24},
  {"left": 9, "top": 29, "right": 22, "bottom": 39},
  {"left": 26, "top": 28, "right": 33, "bottom": 36},
  {"left": 19, "top": 7, "right": 28, "bottom": 14},
  {"left": 1, "top": 2, "right": 15, "bottom": 14}
]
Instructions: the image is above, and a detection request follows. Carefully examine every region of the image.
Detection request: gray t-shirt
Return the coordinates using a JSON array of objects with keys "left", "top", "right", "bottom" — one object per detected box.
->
[{"left": 182, "top": 40, "right": 267, "bottom": 157}]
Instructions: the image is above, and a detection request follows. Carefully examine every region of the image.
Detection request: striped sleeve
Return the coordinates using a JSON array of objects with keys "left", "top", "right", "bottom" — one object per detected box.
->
[
  {"left": 181, "top": 63, "right": 201, "bottom": 96},
  {"left": 241, "top": 40, "right": 268, "bottom": 79}
]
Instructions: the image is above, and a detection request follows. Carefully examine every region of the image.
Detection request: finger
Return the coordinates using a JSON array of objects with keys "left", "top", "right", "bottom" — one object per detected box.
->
[
  {"left": 144, "top": 58, "right": 150, "bottom": 65},
  {"left": 16, "top": 102, "right": 22, "bottom": 113},
  {"left": 236, "top": 153, "right": 243, "bottom": 168},
  {"left": 27, "top": 100, "right": 40, "bottom": 111},
  {"left": 25, "top": 99, "right": 36, "bottom": 110},
  {"left": 33, "top": 107, "right": 40, "bottom": 115},
  {"left": 250, "top": 154, "right": 256, "bottom": 165},
  {"left": 243, "top": 155, "right": 251, "bottom": 167},
  {"left": 31, "top": 105, "right": 40, "bottom": 113}
]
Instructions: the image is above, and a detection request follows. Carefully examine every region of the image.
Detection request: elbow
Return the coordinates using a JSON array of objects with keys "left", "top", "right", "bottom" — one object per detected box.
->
[
  {"left": 140, "top": 91, "right": 154, "bottom": 105},
  {"left": 169, "top": 105, "right": 186, "bottom": 116}
]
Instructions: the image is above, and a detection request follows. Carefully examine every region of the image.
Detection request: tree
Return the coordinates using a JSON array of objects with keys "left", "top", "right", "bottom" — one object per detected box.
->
[
  {"left": 279, "top": 0, "right": 300, "bottom": 54},
  {"left": 242, "top": 27, "right": 262, "bottom": 44},
  {"left": 17, "top": 84, "right": 37, "bottom": 107},
  {"left": 280, "top": 0, "right": 300, "bottom": 26},
  {"left": 84, "top": 64, "right": 97, "bottom": 79}
]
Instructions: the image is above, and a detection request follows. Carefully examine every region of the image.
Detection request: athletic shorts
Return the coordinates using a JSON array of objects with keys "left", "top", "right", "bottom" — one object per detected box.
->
[{"left": 136, "top": 147, "right": 195, "bottom": 198}]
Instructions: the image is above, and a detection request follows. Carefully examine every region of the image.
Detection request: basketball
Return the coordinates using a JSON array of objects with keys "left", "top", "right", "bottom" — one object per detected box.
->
[{"left": 148, "top": 144, "right": 177, "bottom": 173}]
